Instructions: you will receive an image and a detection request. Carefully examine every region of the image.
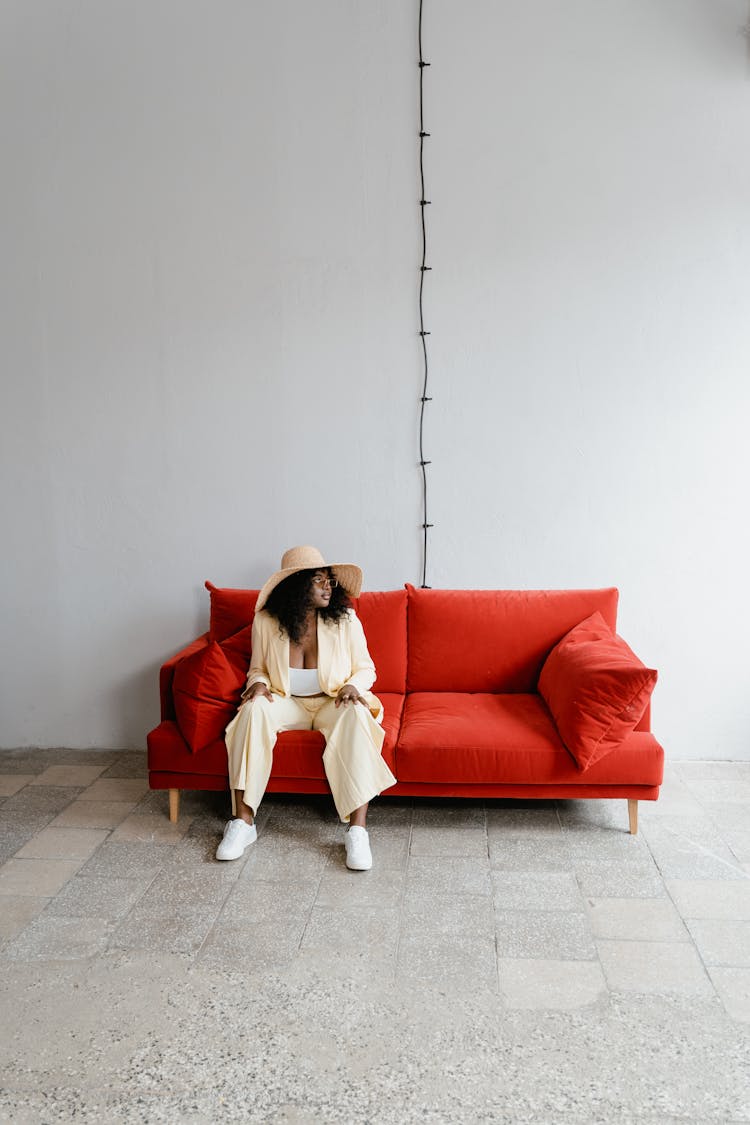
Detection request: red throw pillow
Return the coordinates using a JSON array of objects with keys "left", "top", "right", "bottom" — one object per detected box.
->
[
  {"left": 173, "top": 642, "right": 247, "bottom": 753},
  {"left": 205, "top": 582, "right": 259, "bottom": 642},
  {"left": 538, "top": 611, "right": 657, "bottom": 771}
]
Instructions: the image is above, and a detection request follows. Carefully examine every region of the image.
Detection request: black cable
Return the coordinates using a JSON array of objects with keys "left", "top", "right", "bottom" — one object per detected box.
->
[{"left": 418, "top": 0, "right": 432, "bottom": 588}]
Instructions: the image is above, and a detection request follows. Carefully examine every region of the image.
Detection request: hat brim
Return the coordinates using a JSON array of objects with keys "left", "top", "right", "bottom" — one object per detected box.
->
[{"left": 255, "top": 562, "right": 362, "bottom": 611}]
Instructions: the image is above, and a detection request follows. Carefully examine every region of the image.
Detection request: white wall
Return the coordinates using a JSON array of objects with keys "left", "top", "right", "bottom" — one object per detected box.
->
[{"left": 1, "top": 1, "right": 749, "bottom": 758}]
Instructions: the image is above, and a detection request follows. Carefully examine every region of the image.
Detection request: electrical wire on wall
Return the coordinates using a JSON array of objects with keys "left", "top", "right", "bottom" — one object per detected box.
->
[{"left": 418, "top": 0, "right": 432, "bottom": 588}]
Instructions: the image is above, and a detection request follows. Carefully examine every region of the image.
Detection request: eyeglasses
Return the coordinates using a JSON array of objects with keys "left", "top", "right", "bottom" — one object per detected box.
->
[{"left": 311, "top": 574, "right": 338, "bottom": 589}]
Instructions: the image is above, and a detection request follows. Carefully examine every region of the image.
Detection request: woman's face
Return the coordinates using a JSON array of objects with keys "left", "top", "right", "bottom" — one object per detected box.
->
[{"left": 308, "top": 568, "right": 334, "bottom": 610}]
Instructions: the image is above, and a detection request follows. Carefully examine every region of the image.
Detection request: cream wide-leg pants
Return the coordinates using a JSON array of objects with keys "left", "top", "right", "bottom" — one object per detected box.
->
[{"left": 225, "top": 694, "right": 397, "bottom": 822}]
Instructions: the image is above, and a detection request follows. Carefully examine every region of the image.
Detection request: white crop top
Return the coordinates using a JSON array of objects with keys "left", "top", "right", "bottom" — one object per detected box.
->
[{"left": 289, "top": 667, "right": 323, "bottom": 696}]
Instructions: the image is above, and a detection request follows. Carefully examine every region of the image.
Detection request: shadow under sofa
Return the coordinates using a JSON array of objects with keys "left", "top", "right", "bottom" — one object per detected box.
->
[{"left": 147, "top": 585, "right": 664, "bottom": 834}]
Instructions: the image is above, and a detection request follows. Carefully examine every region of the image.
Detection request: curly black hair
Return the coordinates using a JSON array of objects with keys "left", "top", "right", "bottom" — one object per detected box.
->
[{"left": 264, "top": 568, "right": 352, "bottom": 644}]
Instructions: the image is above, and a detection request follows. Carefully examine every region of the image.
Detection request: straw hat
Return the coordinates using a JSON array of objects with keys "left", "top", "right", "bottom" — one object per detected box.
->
[{"left": 255, "top": 546, "right": 363, "bottom": 611}]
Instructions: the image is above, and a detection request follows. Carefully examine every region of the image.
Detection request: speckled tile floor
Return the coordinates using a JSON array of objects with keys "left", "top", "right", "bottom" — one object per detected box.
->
[{"left": 1, "top": 751, "right": 749, "bottom": 1123}]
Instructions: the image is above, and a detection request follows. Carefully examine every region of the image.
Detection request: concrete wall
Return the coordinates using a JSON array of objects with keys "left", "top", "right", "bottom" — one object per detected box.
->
[{"left": 2, "top": 0, "right": 749, "bottom": 758}]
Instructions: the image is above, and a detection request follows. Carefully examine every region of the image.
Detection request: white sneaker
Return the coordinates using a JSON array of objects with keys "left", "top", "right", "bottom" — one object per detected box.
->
[
  {"left": 345, "top": 825, "right": 372, "bottom": 871},
  {"left": 216, "top": 818, "right": 257, "bottom": 861}
]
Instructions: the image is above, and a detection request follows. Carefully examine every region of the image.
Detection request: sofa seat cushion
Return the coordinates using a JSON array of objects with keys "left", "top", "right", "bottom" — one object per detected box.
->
[
  {"left": 149, "top": 722, "right": 329, "bottom": 780},
  {"left": 373, "top": 693, "right": 402, "bottom": 773},
  {"left": 266, "top": 692, "right": 402, "bottom": 778},
  {"left": 149, "top": 694, "right": 403, "bottom": 780},
  {"left": 396, "top": 693, "right": 663, "bottom": 787},
  {"left": 148, "top": 721, "right": 230, "bottom": 776}
]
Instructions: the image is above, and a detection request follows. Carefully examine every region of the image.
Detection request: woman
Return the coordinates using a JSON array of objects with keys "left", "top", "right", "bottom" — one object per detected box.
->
[{"left": 217, "top": 546, "right": 397, "bottom": 870}]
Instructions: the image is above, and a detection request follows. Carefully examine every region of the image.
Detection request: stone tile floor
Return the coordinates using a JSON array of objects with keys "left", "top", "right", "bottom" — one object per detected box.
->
[{"left": 0, "top": 750, "right": 749, "bottom": 1123}]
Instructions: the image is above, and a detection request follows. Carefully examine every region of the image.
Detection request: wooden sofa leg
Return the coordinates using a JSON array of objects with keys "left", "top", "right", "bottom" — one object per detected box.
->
[
  {"left": 627, "top": 799, "right": 638, "bottom": 835},
  {"left": 169, "top": 789, "right": 180, "bottom": 824}
]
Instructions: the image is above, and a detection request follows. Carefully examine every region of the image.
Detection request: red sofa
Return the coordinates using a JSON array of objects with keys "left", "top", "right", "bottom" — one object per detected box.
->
[{"left": 147, "top": 584, "right": 663, "bottom": 833}]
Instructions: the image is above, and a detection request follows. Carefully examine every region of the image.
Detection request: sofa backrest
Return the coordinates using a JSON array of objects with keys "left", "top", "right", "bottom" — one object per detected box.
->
[
  {"left": 350, "top": 590, "right": 407, "bottom": 693},
  {"left": 206, "top": 582, "right": 259, "bottom": 642},
  {"left": 405, "top": 585, "right": 619, "bottom": 693},
  {"left": 205, "top": 582, "right": 407, "bottom": 694}
]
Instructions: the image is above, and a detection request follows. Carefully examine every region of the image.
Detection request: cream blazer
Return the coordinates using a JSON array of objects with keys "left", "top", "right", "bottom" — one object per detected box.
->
[{"left": 245, "top": 609, "right": 383, "bottom": 719}]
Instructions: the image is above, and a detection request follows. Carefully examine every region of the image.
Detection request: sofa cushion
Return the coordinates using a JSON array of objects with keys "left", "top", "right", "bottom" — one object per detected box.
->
[
  {"left": 351, "top": 590, "right": 407, "bottom": 693},
  {"left": 206, "top": 582, "right": 259, "bottom": 642},
  {"left": 396, "top": 692, "right": 663, "bottom": 787},
  {"left": 148, "top": 720, "right": 231, "bottom": 775},
  {"left": 150, "top": 691, "right": 403, "bottom": 779},
  {"left": 373, "top": 692, "right": 402, "bottom": 774},
  {"left": 405, "top": 586, "right": 619, "bottom": 693},
  {"left": 172, "top": 642, "right": 247, "bottom": 753},
  {"left": 269, "top": 692, "right": 402, "bottom": 777},
  {"left": 538, "top": 612, "right": 658, "bottom": 771},
  {"left": 206, "top": 583, "right": 407, "bottom": 693}
]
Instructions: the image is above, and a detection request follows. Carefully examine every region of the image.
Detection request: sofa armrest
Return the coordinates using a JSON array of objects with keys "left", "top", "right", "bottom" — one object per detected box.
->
[{"left": 159, "top": 634, "right": 209, "bottom": 721}]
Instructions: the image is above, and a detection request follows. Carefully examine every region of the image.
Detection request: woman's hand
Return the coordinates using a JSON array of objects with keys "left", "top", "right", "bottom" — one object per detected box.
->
[
  {"left": 242, "top": 682, "right": 274, "bottom": 704},
  {"left": 336, "top": 685, "right": 365, "bottom": 708}
]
